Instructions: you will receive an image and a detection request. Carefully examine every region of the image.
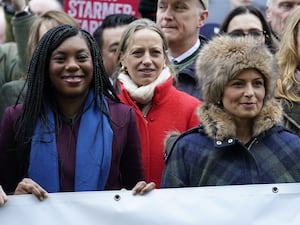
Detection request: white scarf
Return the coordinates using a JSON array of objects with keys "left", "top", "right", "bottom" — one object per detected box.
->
[{"left": 118, "top": 67, "right": 171, "bottom": 105}]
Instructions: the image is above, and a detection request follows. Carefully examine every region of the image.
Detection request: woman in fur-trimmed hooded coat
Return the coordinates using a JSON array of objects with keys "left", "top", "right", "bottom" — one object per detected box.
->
[{"left": 161, "top": 36, "right": 300, "bottom": 188}]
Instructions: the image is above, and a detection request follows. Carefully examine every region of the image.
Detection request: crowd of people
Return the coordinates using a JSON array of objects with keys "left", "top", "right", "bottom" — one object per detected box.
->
[{"left": 0, "top": 0, "right": 300, "bottom": 208}]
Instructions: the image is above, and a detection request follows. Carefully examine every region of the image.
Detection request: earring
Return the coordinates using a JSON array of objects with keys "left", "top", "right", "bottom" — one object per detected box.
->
[{"left": 121, "top": 65, "right": 127, "bottom": 73}]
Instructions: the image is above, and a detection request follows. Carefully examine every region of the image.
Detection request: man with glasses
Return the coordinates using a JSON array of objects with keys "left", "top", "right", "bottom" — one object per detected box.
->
[
  {"left": 156, "top": 0, "right": 209, "bottom": 100},
  {"left": 266, "top": 0, "right": 300, "bottom": 41}
]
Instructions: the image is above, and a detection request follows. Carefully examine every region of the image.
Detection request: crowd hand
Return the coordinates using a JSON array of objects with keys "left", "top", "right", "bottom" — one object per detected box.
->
[
  {"left": 14, "top": 178, "right": 48, "bottom": 201},
  {"left": 0, "top": 185, "right": 8, "bottom": 206},
  {"left": 11, "top": 0, "right": 26, "bottom": 12},
  {"left": 131, "top": 181, "right": 156, "bottom": 195}
]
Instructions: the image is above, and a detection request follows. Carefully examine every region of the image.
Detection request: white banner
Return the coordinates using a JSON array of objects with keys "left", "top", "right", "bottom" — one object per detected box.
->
[{"left": 1, "top": 183, "right": 300, "bottom": 225}]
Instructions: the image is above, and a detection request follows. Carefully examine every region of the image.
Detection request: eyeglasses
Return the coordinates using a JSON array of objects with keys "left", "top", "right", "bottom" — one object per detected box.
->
[{"left": 228, "top": 29, "right": 265, "bottom": 40}]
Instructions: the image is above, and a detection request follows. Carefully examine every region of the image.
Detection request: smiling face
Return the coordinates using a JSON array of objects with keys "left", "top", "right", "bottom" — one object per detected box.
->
[
  {"left": 222, "top": 69, "right": 266, "bottom": 124},
  {"left": 121, "top": 28, "right": 166, "bottom": 87},
  {"left": 49, "top": 35, "right": 93, "bottom": 99}
]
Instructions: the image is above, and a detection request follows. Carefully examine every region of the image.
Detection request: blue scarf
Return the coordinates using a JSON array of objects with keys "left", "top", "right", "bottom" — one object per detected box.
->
[{"left": 29, "top": 90, "right": 113, "bottom": 192}]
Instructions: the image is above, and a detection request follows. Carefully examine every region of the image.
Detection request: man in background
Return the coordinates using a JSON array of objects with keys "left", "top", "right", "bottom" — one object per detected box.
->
[
  {"left": 265, "top": 0, "right": 300, "bottom": 41},
  {"left": 93, "top": 14, "right": 136, "bottom": 78},
  {"left": 156, "top": 0, "right": 208, "bottom": 100}
]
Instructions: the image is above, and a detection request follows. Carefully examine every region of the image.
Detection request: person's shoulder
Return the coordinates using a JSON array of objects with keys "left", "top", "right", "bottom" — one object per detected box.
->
[
  {"left": 1, "top": 79, "right": 26, "bottom": 91},
  {"left": 107, "top": 98, "right": 136, "bottom": 125},
  {"left": 265, "top": 125, "right": 300, "bottom": 143},
  {"left": 269, "top": 125, "right": 300, "bottom": 153},
  {"left": 2, "top": 104, "right": 23, "bottom": 123},
  {"left": 107, "top": 98, "right": 132, "bottom": 112},
  {"left": 0, "top": 42, "right": 18, "bottom": 58},
  {"left": 0, "top": 42, "right": 17, "bottom": 50},
  {"left": 177, "top": 126, "right": 209, "bottom": 145},
  {"left": 281, "top": 99, "right": 300, "bottom": 113},
  {"left": 164, "top": 126, "right": 209, "bottom": 162},
  {"left": 170, "top": 87, "right": 202, "bottom": 104},
  {"left": 4, "top": 103, "right": 23, "bottom": 112}
]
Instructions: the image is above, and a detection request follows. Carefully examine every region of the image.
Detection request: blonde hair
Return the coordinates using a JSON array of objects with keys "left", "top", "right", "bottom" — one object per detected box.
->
[
  {"left": 27, "top": 10, "right": 78, "bottom": 59},
  {"left": 115, "top": 18, "right": 175, "bottom": 76},
  {"left": 275, "top": 7, "right": 300, "bottom": 103}
]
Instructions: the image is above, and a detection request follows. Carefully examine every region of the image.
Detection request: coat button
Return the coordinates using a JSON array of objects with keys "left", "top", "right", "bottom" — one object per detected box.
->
[
  {"left": 216, "top": 140, "right": 222, "bottom": 145},
  {"left": 228, "top": 139, "right": 233, "bottom": 143}
]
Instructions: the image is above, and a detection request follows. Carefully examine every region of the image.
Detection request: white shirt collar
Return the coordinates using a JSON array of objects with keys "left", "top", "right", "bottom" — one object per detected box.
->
[{"left": 169, "top": 39, "right": 200, "bottom": 63}]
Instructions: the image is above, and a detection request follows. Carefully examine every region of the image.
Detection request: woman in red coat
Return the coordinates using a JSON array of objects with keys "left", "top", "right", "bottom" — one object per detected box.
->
[{"left": 115, "top": 19, "right": 201, "bottom": 187}]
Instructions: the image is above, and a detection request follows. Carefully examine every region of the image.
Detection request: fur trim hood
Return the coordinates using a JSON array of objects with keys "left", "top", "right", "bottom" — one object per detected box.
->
[
  {"left": 196, "top": 35, "right": 277, "bottom": 104},
  {"left": 197, "top": 98, "right": 283, "bottom": 140}
]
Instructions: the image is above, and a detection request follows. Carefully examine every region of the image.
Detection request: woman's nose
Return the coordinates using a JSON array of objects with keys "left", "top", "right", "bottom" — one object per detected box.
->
[
  {"left": 244, "top": 84, "right": 254, "bottom": 97},
  {"left": 142, "top": 53, "right": 152, "bottom": 64},
  {"left": 65, "top": 58, "right": 80, "bottom": 71}
]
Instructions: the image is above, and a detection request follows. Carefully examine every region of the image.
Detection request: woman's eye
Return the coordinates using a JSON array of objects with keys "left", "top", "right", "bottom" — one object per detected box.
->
[
  {"left": 53, "top": 56, "right": 65, "bottom": 62},
  {"left": 78, "top": 55, "right": 88, "bottom": 61},
  {"left": 232, "top": 81, "right": 243, "bottom": 87},
  {"left": 132, "top": 51, "right": 143, "bottom": 56},
  {"left": 109, "top": 47, "right": 118, "bottom": 54},
  {"left": 253, "top": 80, "right": 264, "bottom": 87}
]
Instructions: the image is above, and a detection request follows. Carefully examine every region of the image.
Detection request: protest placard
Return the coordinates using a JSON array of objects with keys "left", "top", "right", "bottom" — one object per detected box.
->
[{"left": 64, "top": 0, "right": 140, "bottom": 34}]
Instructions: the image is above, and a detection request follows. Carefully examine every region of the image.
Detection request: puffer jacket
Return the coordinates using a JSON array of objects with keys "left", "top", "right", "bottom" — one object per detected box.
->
[{"left": 161, "top": 99, "right": 300, "bottom": 187}]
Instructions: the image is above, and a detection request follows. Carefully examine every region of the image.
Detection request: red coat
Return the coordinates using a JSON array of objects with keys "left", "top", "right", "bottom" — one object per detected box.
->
[{"left": 118, "top": 77, "right": 201, "bottom": 187}]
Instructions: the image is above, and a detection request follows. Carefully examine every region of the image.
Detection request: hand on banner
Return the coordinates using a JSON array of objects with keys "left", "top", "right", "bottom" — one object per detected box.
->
[
  {"left": 14, "top": 178, "right": 48, "bottom": 201},
  {"left": 0, "top": 185, "right": 8, "bottom": 206},
  {"left": 131, "top": 181, "right": 156, "bottom": 195}
]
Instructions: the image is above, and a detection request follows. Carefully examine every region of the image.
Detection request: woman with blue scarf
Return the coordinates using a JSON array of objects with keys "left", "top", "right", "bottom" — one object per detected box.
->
[{"left": 0, "top": 25, "right": 155, "bottom": 200}]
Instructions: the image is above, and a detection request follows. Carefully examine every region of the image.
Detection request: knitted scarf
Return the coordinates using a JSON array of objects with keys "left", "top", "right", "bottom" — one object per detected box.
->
[
  {"left": 29, "top": 90, "right": 113, "bottom": 192},
  {"left": 118, "top": 67, "right": 171, "bottom": 105}
]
